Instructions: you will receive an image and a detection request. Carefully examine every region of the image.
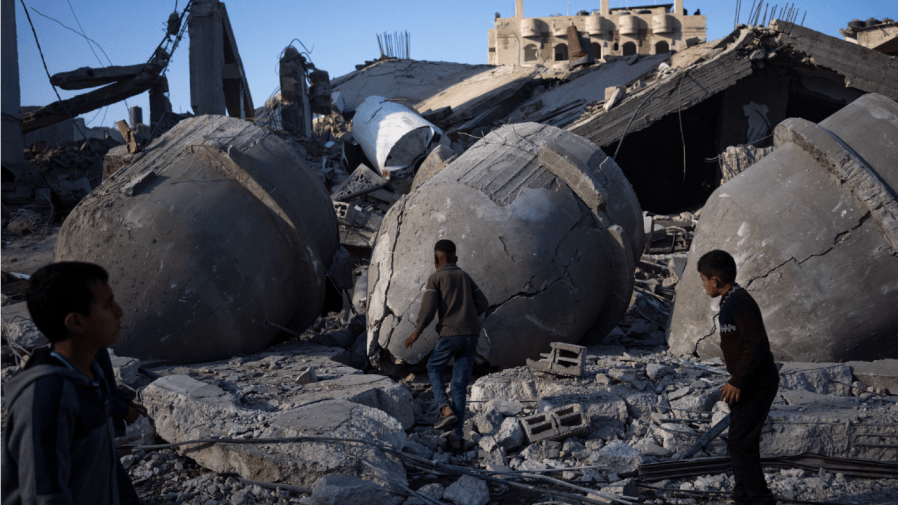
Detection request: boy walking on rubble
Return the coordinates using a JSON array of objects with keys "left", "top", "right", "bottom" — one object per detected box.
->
[
  {"left": 405, "top": 239, "right": 489, "bottom": 447},
  {"left": 2, "top": 262, "right": 140, "bottom": 505},
  {"left": 697, "top": 250, "right": 780, "bottom": 505}
]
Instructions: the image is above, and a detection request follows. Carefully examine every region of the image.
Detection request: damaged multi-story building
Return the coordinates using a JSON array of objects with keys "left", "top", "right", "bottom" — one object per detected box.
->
[{"left": 488, "top": 0, "right": 707, "bottom": 66}]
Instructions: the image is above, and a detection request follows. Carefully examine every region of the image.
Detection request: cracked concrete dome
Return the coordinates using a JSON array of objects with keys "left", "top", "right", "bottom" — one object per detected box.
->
[
  {"left": 366, "top": 123, "right": 644, "bottom": 368},
  {"left": 669, "top": 93, "right": 898, "bottom": 362},
  {"left": 55, "top": 115, "right": 338, "bottom": 364}
]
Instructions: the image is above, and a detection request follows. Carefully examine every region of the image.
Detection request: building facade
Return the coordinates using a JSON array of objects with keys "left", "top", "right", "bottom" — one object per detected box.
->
[
  {"left": 489, "top": 0, "right": 706, "bottom": 67},
  {"left": 841, "top": 18, "right": 898, "bottom": 56}
]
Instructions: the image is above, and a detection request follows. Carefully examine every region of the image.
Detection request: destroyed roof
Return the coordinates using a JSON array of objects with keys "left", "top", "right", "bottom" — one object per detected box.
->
[
  {"left": 566, "top": 20, "right": 898, "bottom": 148},
  {"left": 506, "top": 53, "right": 671, "bottom": 128}
]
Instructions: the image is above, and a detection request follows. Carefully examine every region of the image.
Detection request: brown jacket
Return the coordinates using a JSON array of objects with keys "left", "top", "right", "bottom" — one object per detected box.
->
[{"left": 414, "top": 264, "right": 489, "bottom": 337}]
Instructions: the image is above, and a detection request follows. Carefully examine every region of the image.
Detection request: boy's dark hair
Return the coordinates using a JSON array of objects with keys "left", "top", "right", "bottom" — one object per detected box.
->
[
  {"left": 26, "top": 262, "right": 109, "bottom": 343},
  {"left": 434, "top": 239, "right": 456, "bottom": 256},
  {"left": 696, "top": 250, "right": 737, "bottom": 284}
]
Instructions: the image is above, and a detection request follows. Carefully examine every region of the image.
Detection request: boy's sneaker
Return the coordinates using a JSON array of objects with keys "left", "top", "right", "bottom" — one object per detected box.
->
[{"left": 433, "top": 410, "right": 457, "bottom": 430}]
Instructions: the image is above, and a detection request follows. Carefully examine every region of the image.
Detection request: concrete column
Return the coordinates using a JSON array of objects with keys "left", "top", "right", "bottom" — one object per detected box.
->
[
  {"left": 130, "top": 106, "right": 143, "bottom": 127},
  {"left": 675, "top": 0, "right": 684, "bottom": 15},
  {"left": 279, "top": 46, "right": 311, "bottom": 136},
  {"left": 2, "top": 0, "right": 24, "bottom": 165},
  {"left": 601, "top": 0, "right": 610, "bottom": 16},
  {"left": 515, "top": 0, "right": 524, "bottom": 18},
  {"left": 188, "top": 0, "right": 225, "bottom": 116},
  {"left": 149, "top": 77, "right": 173, "bottom": 128}
]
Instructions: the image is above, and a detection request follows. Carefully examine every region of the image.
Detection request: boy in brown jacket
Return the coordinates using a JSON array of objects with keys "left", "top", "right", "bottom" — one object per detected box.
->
[
  {"left": 698, "top": 250, "right": 779, "bottom": 505},
  {"left": 405, "top": 240, "right": 488, "bottom": 443}
]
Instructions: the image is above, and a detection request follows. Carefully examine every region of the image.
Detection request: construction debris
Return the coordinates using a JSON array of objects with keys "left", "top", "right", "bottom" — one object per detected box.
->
[
  {"left": 669, "top": 93, "right": 898, "bottom": 363},
  {"left": 527, "top": 342, "right": 588, "bottom": 377},
  {"left": 352, "top": 96, "right": 447, "bottom": 178},
  {"left": 53, "top": 115, "right": 339, "bottom": 364},
  {"left": 4, "top": 5, "right": 898, "bottom": 505},
  {"left": 366, "top": 122, "right": 644, "bottom": 368}
]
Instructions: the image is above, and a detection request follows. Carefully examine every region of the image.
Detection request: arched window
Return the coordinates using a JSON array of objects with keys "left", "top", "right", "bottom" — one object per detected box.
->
[
  {"left": 524, "top": 44, "right": 539, "bottom": 62},
  {"left": 613, "top": 42, "right": 619, "bottom": 52},
  {"left": 555, "top": 43, "right": 569, "bottom": 61},
  {"left": 622, "top": 41, "right": 637, "bottom": 56},
  {"left": 655, "top": 40, "right": 670, "bottom": 54},
  {"left": 591, "top": 42, "right": 602, "bottom": 59}
]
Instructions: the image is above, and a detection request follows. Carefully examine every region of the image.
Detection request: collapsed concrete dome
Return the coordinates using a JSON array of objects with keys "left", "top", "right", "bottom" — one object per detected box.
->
[
  {"left": 55, "top": 115, "right": 339, "bottom": 364},
  {"left": 367, "top": 123, "right": 644, "bottom": 368},
  {"left": 669, "top": 93, "right": 898, "bottom": 362}
]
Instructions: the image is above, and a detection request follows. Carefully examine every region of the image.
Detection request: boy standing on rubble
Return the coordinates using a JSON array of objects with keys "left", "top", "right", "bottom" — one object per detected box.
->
[
  {"left": 2, "top": 262, "right": 140, "bottom": 505},
  {"left": 697, "top": 250, "right": 780, "bottom": 505},
  {"left": 405, "top": 239, "right": 489, "bottom": 448}
]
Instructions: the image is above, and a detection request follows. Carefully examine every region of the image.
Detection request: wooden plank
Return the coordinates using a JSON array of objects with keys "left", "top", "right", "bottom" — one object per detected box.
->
[
  {"left": 772, "top": 21, "right": 898, "bottom": 97},
  {"left": 21, "top": 77, "right": 155, "bottom": 134},
  {"left": 567, "top": 50, "right": 754, "bottom": 147}
]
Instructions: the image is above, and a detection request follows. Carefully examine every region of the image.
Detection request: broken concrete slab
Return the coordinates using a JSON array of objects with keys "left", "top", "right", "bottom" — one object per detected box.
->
[
  {"left": 308, "top": 474, "right": 401, "bottom": 505},
  {"left": 1, "top": 302, "right": 49, "bottom": 350},
  {"left": 141, "top": 342, "right": 409, "bottom": 488},
  {"left": 55, "top": 115, "right": 338, "bottom": 364},
  {"left": 409, "top": 145, "right": 456, "bottom": 192},
  {"left": 779, "top": 362, "right": 853, "bottom": 396},
  {"left": 669, "top": 93, "right": 898, "bottom": 362},
  {"left": 847, "top": 360, "right": 898, "bottom": 393},
  {"left": 366, "top": 123, "right": 643, "bottom": 368},
  {"left": 442, "top": 474, "right": 489, "bottom": 505},
  {"left": 590, "top": 440, "right": 642, "bottom": 475}
]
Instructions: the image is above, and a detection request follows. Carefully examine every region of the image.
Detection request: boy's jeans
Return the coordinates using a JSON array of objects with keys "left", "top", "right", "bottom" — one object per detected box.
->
[{"left": 426, "top": 334, "right": 478, "bottom": 438}]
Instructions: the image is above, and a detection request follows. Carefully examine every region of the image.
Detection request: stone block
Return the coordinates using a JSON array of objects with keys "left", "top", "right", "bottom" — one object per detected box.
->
[
  {"left": 590, "top": 440, "right": 642, "bottom": 475},
  {"left": 442, "top": 475, "right": 489, "bottom": 505},
  {"left": 645, "top": 363, "right": 674, "bottom": 380},
  {"left": 108, "top": 352, "right": 140, "bottom": 384},
  {"left": 496, "top": 417, "right": 524, "bottom": 450},
  {"left": 475, "top": 407, "right": 504, "bottom": 435},
  {"left": 779, "top": 362, "right": 853, "bottom": 396},
  {"left": 309, "top": 475, "right": 400, "bottom": 505},
  {"left": 847, "top": 359, "right": 898, "bottom": 393}
]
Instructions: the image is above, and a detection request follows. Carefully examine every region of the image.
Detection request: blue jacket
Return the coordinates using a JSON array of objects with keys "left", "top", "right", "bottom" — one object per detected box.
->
[{"left": 1, "top": 348, "right": 136, "bottom": 505}]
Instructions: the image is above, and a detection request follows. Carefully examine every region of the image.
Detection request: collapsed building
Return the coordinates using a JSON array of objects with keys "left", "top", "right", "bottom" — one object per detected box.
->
[
  {"left": 366, "top": 123, "right": 644, "bottom": 369},
  {"left": 3, "top": 1, "right": 898, "bottom": 503},
  {"left": 669, "top": 93, "right": 898, "bottom": 362}
]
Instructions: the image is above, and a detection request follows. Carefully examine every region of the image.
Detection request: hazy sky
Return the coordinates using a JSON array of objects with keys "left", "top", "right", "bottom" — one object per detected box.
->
[{"left": 13, "top": 0, "right": 896, "bottom": 130}]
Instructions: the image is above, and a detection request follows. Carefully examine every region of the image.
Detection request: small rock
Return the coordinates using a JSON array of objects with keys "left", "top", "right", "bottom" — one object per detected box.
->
[
  {"left": 668, "top": 386, "right": 691, "bottom": 401},
  {"left": 590, "top": 440, "right": 642, "bottom": 475},
  {"left": 475, "top": 407, "right": 504, "bottom": 435},
  {"left": 646, "top": 363, "right": 674, "bottom": 380},
  {"left": 309, "top": 474, "right": 398, "bottom": 505},
  {"left": 442, "top": 475, "right": 489, "bottom": 505},
  {"left": 495, "top": 417, "right": 524, "bottom": 451}
]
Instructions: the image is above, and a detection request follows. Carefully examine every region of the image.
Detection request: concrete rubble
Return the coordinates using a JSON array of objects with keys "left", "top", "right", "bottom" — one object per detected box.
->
[
  {"left": 3, "top": 5, "right": 898, "bottom": 505},
  {"left": 366, "top": 122, "right": 644, "bottom": 368},
  {"left": 669, "top": 93, "right": 898, "bottom": 363},
  {"left": 54, "top": 115, "right": 339, "bottom": 364}
]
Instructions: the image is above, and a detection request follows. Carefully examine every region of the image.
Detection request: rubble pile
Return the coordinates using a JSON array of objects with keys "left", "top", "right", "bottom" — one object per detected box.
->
[
  {"left": 670, "top": 93, "right": 898, "bottom": 363},
  {"left": 2, "top": 137, "right": 119, "bottom": 232},
  {"left": 366, "top": 122, "right": 645, "bottom": 368}
]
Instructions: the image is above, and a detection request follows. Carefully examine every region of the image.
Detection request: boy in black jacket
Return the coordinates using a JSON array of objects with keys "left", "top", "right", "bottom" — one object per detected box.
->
[
  {"left": 698, "top": 250, "right": 779, "bottom": 505},
  {"left": 2, "top": 262, "right": 140, "bottom": 505}
]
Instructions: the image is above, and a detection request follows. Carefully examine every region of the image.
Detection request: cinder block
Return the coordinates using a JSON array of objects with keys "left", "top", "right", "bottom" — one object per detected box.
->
[
  {"left": 526, "top": 342, "right": 586, "bottom": 377},
  {"left": 521, "top": 403, "right": 590, "bottom": 444}
]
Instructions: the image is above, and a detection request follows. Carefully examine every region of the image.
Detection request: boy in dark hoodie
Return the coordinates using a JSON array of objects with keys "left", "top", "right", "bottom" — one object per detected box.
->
[
  {"left": 404, "top": 240, "right": 488, "bottom": 447},
  {"left": 698, "top": 250, "right": 779, "bottom": 505},
  {"left": 2, "top": 262, "right": 140, "bottom": 505}
]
